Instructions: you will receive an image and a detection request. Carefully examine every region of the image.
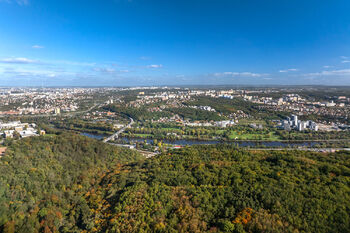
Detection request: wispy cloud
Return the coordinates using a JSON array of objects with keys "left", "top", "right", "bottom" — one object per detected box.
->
[
  {"left": 93, "top": 67, "right": 116, "bottom": 73},
  {"left": 140, "top": 56, "right": 151, "bottom": 60},
  {"left": 0, "top": 0, "right": 29, "bottom": 5},
  {"left": 323, "top": 65, "right": 333, "bottom": 69},
  {"left": 147, "top": 64, "right": 163, "bottom": 68},
  {"left": 93, "top": 67, "right": 130, "bottom": 74},
  {"left": 214, "top": 72, "right": 267, "bottom": 78},
  {"left": 305, "top": 69, "right": 350, "bottom": 77},
  {"left": 279, "top": 68, "right": 299, "bottom": 73},
  {"left": 53, "top": 60, "right": 96, "bottom": 67},
  {"left": 0, "top": 57, "right": 39, "bottom": 64},
  {"left": 340, "top": 56, "right": 350, "bottom": 63},
  {"left": 32, "top": 45, "right": 44, "bottom": 49},
  {"left": 16, "top": 0, "right": 28, "bottom": 5},
  {"left": 1, "top": 68, "right": 73, "bottom": 78},
  {"left": 0, "top": 58, "right": 112, "bottom": 84}
]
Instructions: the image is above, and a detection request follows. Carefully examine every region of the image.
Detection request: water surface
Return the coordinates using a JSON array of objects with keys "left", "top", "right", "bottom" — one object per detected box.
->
[{"left": 81, "top": 133, "right": 321, "bottom": 147}]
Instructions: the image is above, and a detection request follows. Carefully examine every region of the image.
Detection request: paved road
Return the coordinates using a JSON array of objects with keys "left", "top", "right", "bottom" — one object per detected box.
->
[
  {"left": 103, "top": 117, "right": 134, "bottom": 143},
  {"left": 103, "top": 118, "right": 159, "bottom": 158}
]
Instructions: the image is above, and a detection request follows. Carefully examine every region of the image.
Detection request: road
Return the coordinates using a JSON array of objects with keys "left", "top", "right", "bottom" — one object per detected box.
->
[
  {"left": 103, "top": 118, "right": 158, "bottom": 158},
  {"left": 103, "top": 117, "right": 134, "bottom": 143}
]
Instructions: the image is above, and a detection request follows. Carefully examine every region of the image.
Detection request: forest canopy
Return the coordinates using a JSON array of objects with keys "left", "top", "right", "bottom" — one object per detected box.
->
[{"left": 0, "top": 134, "right": 349, "bottom": 232}]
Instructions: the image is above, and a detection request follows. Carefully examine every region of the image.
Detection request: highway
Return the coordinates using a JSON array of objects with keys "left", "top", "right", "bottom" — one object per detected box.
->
[{"left": 103, "top": 117, "right": 134, "bottom": 143}]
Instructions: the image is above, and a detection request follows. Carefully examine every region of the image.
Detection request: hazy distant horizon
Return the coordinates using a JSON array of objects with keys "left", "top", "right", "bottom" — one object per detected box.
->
[{"left": 1, "top": 84, "right": 350, "bottom": 89}]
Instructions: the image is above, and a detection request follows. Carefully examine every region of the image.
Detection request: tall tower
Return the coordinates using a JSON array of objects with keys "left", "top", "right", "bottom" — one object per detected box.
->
[{"left": 291, "top": 115, "right": 298, "bottom": 126}]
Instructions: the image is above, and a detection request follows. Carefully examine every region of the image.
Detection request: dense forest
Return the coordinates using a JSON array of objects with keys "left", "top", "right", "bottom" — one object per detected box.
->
[
  {"left": 0, "top": 134, "right": 349, "bottom": 232},
  {"left": 0, "top": 134, "right": 142, "bottom": 232}
]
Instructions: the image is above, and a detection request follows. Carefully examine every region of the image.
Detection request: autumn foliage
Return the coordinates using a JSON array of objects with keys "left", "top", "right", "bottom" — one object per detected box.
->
[{"left": 0, "top": 135, "right": 349, "bottom": 232}]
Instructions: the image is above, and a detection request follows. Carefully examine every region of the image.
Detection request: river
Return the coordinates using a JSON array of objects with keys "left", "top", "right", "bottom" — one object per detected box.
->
[{"left": 81, "top": 132, "right": 322, "bottom": 148}]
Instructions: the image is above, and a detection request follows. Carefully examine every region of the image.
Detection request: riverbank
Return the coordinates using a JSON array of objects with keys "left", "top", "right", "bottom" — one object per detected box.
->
[{"left": 81, "top": 132, "right": 350, "bottom": 148}]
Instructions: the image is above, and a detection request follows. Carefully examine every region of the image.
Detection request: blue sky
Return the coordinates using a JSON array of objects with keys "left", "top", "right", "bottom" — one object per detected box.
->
[{"left": 0, "top": 0, "right": 350, "bottom": 86}]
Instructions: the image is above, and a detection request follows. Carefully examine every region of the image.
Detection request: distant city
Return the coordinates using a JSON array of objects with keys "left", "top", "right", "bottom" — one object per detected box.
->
[{"left": 0, "top": 86, "right": 349, "bottom": 142}]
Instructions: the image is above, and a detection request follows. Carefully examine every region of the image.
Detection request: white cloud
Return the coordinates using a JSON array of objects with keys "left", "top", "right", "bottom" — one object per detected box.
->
[
  {"left": 1, "top": 68, "right": 69, "bottom": 78},
  {"left": 0, "top": 57, "right": 39, "bottom": 64},
  {"left": 214, "top": 72, "right": 266, "bottom": 78},
  {"left": 340, "top": 56, "right": 350, "bottom": 63},
  {"left": 140, "top": 56, "right": 151, "bottom": 60},
  {"left": 93, "top": 67, "right": 130, "bottom": 73},
  {"left": 279, "top": 68, "right": 299, "bottom": 73},
  {"left": 305, "top": 69, "right": 350, "bottom": 77},
  {"left": 0, "top": 58, "right": 107, "bottom": 81},
  {"left": 93, "top": 67, "right": 116, "bottom": 73},
  {"left": 147, "top": 64, "right": 163, "bottom": 68},
  {"left": 16, "top": 0, "right": 28, "bottom": 5},
  {"left": 32, "top": 45, "right": 44, "bottom": 49},
  {"left": 53, "top": 60, "right": 96, "bottom": 66},
  {"left": 0, "top": 0, "right": 29, "bottom": 5},
  {"left": 323, "top": 65, "right": 333, "bottom": 69}
]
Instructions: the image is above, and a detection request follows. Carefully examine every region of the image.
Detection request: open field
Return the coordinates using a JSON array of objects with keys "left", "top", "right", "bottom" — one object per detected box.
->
[{"left": 228, "top": 131, "right": 281, "bottom": 140}]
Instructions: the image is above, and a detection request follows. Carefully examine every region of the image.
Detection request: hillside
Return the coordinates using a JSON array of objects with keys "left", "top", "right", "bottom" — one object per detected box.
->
[
  {"left": 0, "top": 134, "right": 142, "bottom": 232},
  {"left": 86, "top": 146, "right": 350, "bottom": 233},
  {"left": 0, "top": 136, "right": 349, "bottom": 232}
]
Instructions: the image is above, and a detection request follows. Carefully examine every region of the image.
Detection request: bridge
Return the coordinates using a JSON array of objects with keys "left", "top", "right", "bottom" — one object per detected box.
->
[{"left": 103, "top": 117, "right": 134, "bottom": 143}]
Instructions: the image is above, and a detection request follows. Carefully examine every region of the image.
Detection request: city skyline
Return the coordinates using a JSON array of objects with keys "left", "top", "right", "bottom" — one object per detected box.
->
[{"left": 1, "top": 0, "right": 350, "bottom": 86}]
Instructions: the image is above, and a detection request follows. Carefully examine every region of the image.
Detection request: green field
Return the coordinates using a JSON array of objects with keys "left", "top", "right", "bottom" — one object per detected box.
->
[
  {"left": 228, "top": 131, "right": 281, "bottom": 140},
  {"left": 42, "top": 134, "right": 56, "bottom": 137},
  {"left": 132, "top": 133, "right": 153, "bottom": 138},
  {"left": 237, "top": 119, "right": 267, "bottom": 126}
]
